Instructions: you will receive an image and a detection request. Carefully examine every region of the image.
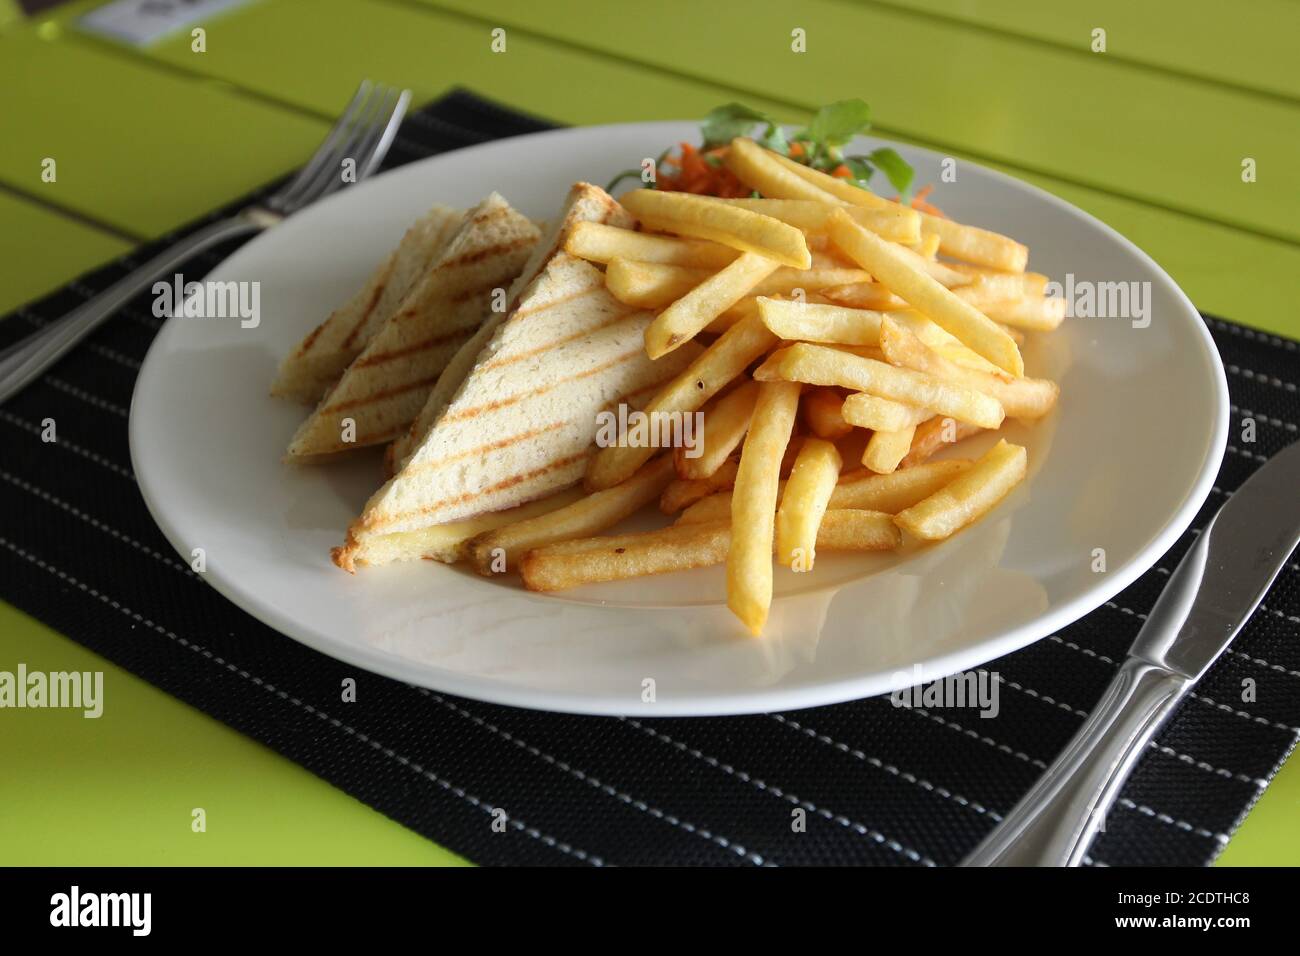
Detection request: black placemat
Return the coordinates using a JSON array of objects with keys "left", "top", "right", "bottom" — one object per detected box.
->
[{"left": 2, "top": 90, "right": 1297, "bottom": 867}]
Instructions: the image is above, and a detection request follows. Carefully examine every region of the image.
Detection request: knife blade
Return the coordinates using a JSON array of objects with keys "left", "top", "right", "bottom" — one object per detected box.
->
[
  {"left": 963, "top": 439, "right": 1300, "bottom": 866},
  {"left": 1133, "top": 438, "right": 1300, "bottom": 681}
]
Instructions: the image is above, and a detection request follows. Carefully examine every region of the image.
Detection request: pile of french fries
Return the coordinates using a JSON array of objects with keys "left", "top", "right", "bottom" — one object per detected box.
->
[{"left": 466, "top": 137, "right": 1062, "bottom": 636}]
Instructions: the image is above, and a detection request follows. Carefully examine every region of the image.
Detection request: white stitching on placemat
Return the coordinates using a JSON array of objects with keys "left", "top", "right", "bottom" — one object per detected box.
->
[
  {"left": 1225, "top": 647, "right": 1300, "bottom": 681},
  {"left": 0, "top": 535, "right": 602, "bottom": 866},
  {"left": 412, "top": 689, "right": 767, "bottom": 866},
  {"left": 1259, "top": 604, "right": 1300, "bottom": 625},
  {"left": 621, "top": 717, "right": 935, "bottom": 865},
  {"left": 991, "top": 674, "right": 1089, "bottom": 719},
  {"left": 1225, "top": 444, "right": 1270, "bottom": 464},
  {"left": 767, "top": 713, "right": 1002, "bottom": 820},
  {"left": 1188, "top": 691, "right": 1300, "bottom": 734},
  {"left": 1226, "top": 364, "right": 1297, "bottom": 393},
  {"left": 904, "top": 707, "right": 1049, "bottom": 769},
  {"left": 1116, "top": 798, "right": 1228, "bottom": 843},
  {"left": 0, "top": 410, "right": 134, "bottom": 480},
  {"left": 1148, "top": 744, "right": 1267, "bottom": 788},
  {"left": 43, "top": 377, "right": 130, "bottom": 418},
  {"left": 1232, "top": 405, "right": 1298, "bottom": 433},
  {"left": 0, "top": 468, "right": 194, "bottom": 578},
  {"left": 1208, "top": 317, "right": 1298, "bottom": 353}
]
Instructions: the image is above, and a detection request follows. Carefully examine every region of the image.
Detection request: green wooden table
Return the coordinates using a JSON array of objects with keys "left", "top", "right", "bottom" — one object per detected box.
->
[{"left": 0, "top": 0, "right": 1295, "bottom": 866}]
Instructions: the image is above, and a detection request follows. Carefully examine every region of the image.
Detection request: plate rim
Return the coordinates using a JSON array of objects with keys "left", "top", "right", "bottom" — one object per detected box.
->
[{"left": 128, "top": 120, "right": 1230, "bottom": 716}]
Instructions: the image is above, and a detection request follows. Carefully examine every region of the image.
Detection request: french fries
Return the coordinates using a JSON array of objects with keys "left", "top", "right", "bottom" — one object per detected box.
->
[
  {"left": 675, "top": 380, "right": 759, "bottom": 480},
  {"left": 828, "top": 209, "right": 1024, "bottom": 376},
  {"left": 728, "top": 381, "right": 801, "bottom": 635},
  {"left": 645, "top": 252, "right": 780, "bottom": 358},
  {"left": 522, "top": 511, "right": 899, "bottom": 592},
  {"left": 467, "top": 456, "right": 675, "bottom": 573},
  {"left": 754, "top": 267, "right": 873, "bottom": 296},
  {"left": 758, "top": 297, "right": 883, "bottom": 346},
  {"left": 565, "top": 221, "right": 738, "bottom": 269},
  {"left": 816, "top": 510, "right": 901, "bottom": 551},
  {"left": 862, "top": 426, "right": 917, "bottom": 475},
  {"left": 895, "top": 439, "right": 1027, "bottom": 540},
  {"left": 762, "top": 147, "right": 896, "bottom": 212},
  {"left": 802, "top": 387, "right": 853, "bottom": 439},
  {"left": 678, "top": 458, "right": 973, "bottom": 522},
  {"left": 919, "top": 214, "right": 1029, "bottom": 273},
  {"left": 820, "top": 281, "right": 908, "bottom": 312},
  {"left": 832, "top": 459, "right": 972, "bottom": 512},
  {"left": 522, "top": 520, "right": 733, "bottom": 591},
  {"left": 724, "top": 137, "right": 846, "bottom": 205},
  {"left": 660, "top": 458, "right": 740, "bottom": 514},
  {"left": 901, "top": 416, "right": 983, "bottom": 468},
  {"left": 775, "top": 437, "right": 841, "bottom": 569},
  {"left": 969, "top": 295, "right": 1067, "bottom": 332},
  {"left": 840, "top": 392, "right": 932, "bottom": 431},
  {"left": 605, "top": 259, "right": 709, "bottom": 308},
  {"left": 712, "top": 197, "right": 920, "bottom": 243},
  {"left": 756, "top": 342, "right": 1005, "bottom": 429},
  {"left": 878, "top": 317, "right": 1059, "bottom": 420},
  {"left": 586, "top": 315, "right": 777, "bottom": 490},
  {"left": 620, "top": 188, "right": 811, "bottom": 268}
]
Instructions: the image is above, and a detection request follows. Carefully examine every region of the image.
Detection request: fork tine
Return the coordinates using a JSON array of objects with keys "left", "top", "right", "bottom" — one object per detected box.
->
[
  {"left": 310, "top": 87, "right": 410, "bottom": 205},
  {"left": 273, "top": 83, "right": 410, "bottom": 213},
  {"left": 357, "top": 88, "right": 411, "bottom": 180},
  {"left": 274, "top": 80, "right": 374, "bottom": 208}
]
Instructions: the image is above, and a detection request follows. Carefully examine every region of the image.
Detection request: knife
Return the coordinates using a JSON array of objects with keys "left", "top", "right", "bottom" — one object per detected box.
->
[{"left": 962, "top": 439, "right": 1300, "bottom": 867}]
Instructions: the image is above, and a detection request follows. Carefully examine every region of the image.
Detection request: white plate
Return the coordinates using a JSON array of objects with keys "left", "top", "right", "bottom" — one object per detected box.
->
[{"left": 129, "top": 122, "right": 1227, "bottom": 716}]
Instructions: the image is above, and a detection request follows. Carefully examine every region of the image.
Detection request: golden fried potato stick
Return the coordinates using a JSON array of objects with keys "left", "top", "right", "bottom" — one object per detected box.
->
[
  {"left": 585, "top": 315, "right": 777, "bottom": 490},
  {"left": 728, "top": 380, "right": 801, "bottom": 635},
  {"left": 660, "top": 458, "right": 740, "bottom": 514},
  {"left": 878, "top": 316, "right": 1058, "bottom": 420},
  {"left": 756, "top": 342, "right": 1004, "bottom": 429},
  {"left": 565, "top": 221, "right": 738, "bottom": 269},
  {"left": 645, "top": 252, "right": 781, "bottom": 358},
  {"left": 901, "top": 416, "right": 984, "bottom": 468},
  {"left": 827, "top": 209, "right": 1024, "bottom": 376},
  {"left": 620, "top": 188, "right": 810, "bottom": 268},
  {"left": 467, "top": 456, "right": 675, "bottom": 574},
  {"left": 802, "top": 387, "right": 854, "bottom": 439},
  {"left": 521, "top": 511, "right": 899, "bottom": 593},
  {"left": 895, "top": 439, "right": 1027, "bottom": 540},
  {"left": 775, "top": 437, "right": 842, "bottom": 569}
]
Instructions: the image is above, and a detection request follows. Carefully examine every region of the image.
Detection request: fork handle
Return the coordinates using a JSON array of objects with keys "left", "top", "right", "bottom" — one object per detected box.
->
[
  {"left": 960, "top": 657, "right": 1188, "bottom": 867},
  {"left": 0, "top": 216, "right": 263, "bottom": 405}
]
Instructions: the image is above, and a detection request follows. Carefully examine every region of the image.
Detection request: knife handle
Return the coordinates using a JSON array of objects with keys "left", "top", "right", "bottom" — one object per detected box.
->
[{"left": 961, "top": 657, "right": 1187, "bottom": 866}]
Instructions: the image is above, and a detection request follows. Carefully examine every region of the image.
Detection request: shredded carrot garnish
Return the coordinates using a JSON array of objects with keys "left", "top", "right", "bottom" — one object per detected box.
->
[
  {"left": 656, "top": 143, "right": 751, "bottom": 197},
  {"left": 902, "top": 184, "right": 946, "bottom": 218}
]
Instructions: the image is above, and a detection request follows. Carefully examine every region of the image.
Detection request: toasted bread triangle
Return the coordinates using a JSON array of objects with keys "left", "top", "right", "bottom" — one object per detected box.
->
[
  {"left": 384, "top": 182, "right": 633, "bottom": 474},
  {"left": 285, "top": 193, "right": 539, "bottom": 460},
  {"left": 334, "top": 254, "right": 701, "bottom": 568},
  {"left": 271, "top": 204, "right": 462, "bottom": 404}
]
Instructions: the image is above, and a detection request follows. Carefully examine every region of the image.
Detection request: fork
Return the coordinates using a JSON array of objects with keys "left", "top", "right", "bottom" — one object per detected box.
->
[{"left": 0, "top": 80, "right": 411, "bottom": 405}]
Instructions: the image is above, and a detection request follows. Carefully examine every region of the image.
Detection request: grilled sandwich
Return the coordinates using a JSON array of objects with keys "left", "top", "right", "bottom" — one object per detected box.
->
[
  {"left": 333, "top": 253, "right": 701, "bottom": 570},
  {"left": 385, "top": 182, "right": 633, "bottom": 474},
  {"left": 285, "top": 193, "right": 539, "bottom": 460},
  {"left": 271, "top": 204, "right": 462, "bottom": 404}
]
